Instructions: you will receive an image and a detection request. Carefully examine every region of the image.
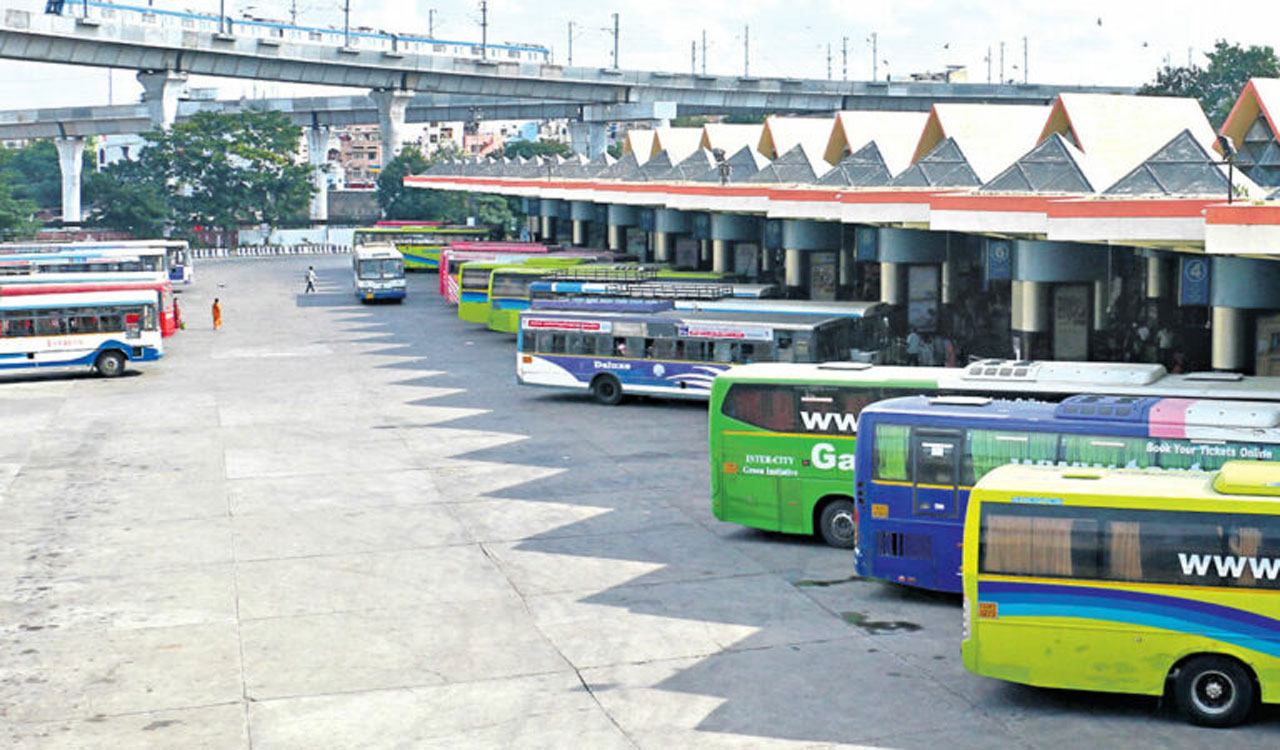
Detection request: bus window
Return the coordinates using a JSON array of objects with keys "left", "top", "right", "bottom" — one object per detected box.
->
[
  {"left": 980, "top": 505, "right": 1099, "bottom": 579},
  {"left": 651, "top": 338, "right": 676, "bottom": 359},
  {"left": 872, "top": 424, "right": 910, "bottom": 480},
  {"left": 721, "top": 384, "right": 797, "bottom": 431},
  {"left": 613, "top": 337, "right": 628, "bottom": 356},
  {"left": 674, "top": 340, "right": 686, "bottom": 360},
  {"left": 776, "top": 336, "right": 794, "bottom": 362},
  {"left": 592, "top": 335, "right": 612, "bottom": 356},
  {"left": 1062, "top": 435, "right": 1152, "bottom": 469},
  {"left": 741, "top": 342, "right": 772, "bottom": 363},
  {"left": 968, "top": 430, "right": 1060, "bottom": 479}
]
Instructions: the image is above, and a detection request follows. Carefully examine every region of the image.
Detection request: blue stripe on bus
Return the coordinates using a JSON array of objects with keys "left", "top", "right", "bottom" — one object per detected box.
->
[
  {"left": 0, "top": 341, "right": 161, "bottom": 371},
  {"left": 979, "top": 580, "right": 1280, "bottom": 658}
]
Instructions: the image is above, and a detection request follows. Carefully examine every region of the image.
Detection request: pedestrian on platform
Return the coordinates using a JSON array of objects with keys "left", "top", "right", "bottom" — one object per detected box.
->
[
  {"left": 905, "top": 330, "right": 922, "bottom": 366},
  {"left": 305, "top": 266, "right": 316, "bottom": 294},
  {"left": 212, "top": 298, "right": 222, "bottom": 331}
]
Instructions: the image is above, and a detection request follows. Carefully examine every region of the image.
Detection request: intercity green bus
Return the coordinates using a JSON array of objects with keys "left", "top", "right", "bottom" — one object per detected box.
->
[
  {"left": 709, "top": 361, "right": 1280, "bottom": 548},
  {"left": 962, "top": 461, "right": 1280, "bottom": 727}
]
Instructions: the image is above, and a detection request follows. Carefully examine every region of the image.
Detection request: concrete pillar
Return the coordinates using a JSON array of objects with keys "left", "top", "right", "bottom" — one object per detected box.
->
[
  {"left": 569, "top": 201, "right": 595, "bottom": 247},
  {"left": 1212, "top": 306, "right": 1247, "bottom": 371},
  {"left": 572, "top": 221, "right": 586, "bottom": 246},
  {"left": 607, "top": 225, "right": 627, "bottom": 252},
  {"left": 1011, "top": 280, "right": 1049, "bottom": 333},
  {"left": 306, "top": 126, "right": 331, "bottom": 222},
  {"left": 784, "top": 249, "right": 805, "bottom": 293},
  {"left": 653, "top": 233, "right": 671, "bottom": 263},
  {"left": 369, "top": 88, "right": 415, "bottom": 158},
  {"left": 54, "top": 136, "right": 85, "bottom": 225},
  {"left": 568, "top": 120, "right": 608, "bottom": 159},
  {"left": 880, "top": 262, "right": 903, "bottom": 305},
  {"left": 712, "top": 239, "right": 733, "bottom": 273},
  {"left": 1146, "top": 254, "right": 1166, "bottom": 299},
  {"left": 839, "top": 247, "right": 855, "bottom": 289},
  {"left": 137, "top": 70, "right": 188, "bottom": 129},
  {"left": 700, "top": 240, "right": 711, "bottom": 269},
  {"left": 1093, "top": 280, "right": 1108, "bottom": 331}
]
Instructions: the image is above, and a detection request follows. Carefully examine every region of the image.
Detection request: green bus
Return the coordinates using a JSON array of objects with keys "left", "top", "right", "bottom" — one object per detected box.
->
[
  {"left": 963, "top": 461, "right": 1280, "bottom": 727},
  {"left": 709, "top": 360, "right": 1280, "bottom": 548},
  {"left": 353, "top": 225, "right": 493, "bottom": 271},
  {"left": 457, "top": 258, "right": 589, "bottom": 324}
]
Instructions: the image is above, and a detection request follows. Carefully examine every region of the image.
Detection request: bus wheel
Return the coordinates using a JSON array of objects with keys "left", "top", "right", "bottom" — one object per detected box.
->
[
  {"left": 1174, "top": 655, "right": 1255, "bottom": 727},
  {"left": 818, "top": 499, "right": 858, "bottom": 549},
  {"left": 591, "top": 374, "right": 623, "bottom": 406},
  {"left": 94, "top": 350, "right": 127, "bottom": 378}
]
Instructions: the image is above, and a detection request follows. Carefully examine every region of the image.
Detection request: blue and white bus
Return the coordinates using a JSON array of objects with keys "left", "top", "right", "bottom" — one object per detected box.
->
[
  {"left": 517, "top": 304, "right": 872, "bottom": 404},
  {"left": 0, "top": 246, "right": 169, "bottom": 282},
  {"left": 352, "top": 243, "right": 406, "bottom": 302},
  {"left": 0, "top": 290, "right": 164, "bottom": 378},
  {"left": 853, "top": 395, "right": 1280, "bottom": 593},
  {"left": 0, "top": 240, "right": 192, "bottom": 285}
]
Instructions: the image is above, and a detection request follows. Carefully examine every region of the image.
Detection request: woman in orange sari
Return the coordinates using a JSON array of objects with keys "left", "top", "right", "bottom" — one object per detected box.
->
[{"left": 211, "top": 298, "right": 222, "bottom": 330}]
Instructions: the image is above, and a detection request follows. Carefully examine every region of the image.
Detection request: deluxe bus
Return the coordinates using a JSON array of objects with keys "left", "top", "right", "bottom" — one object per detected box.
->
[
  {"left": 352, "top": 243, "right": 406, "bottom": 302},
  {"left": 0, "top": 290, "right": 164, "bottom": 378},
  {"left": 709, "top": 361, "right": 1280, "bottom": 549},
  {"left": 963, "top": 461, "right": 1280, "bottom": 727},
  {"left": 352, "top": 225, "right": 493, "bottom": 271},
  {"left": 517, "top": 306, "right": 874, "bottom": 405},
  {"left": 1, "top": 280, "right": 181, "bottom": 337},
  {"left": 853, "top": 395, "right": 1280, "bottom": 593}
]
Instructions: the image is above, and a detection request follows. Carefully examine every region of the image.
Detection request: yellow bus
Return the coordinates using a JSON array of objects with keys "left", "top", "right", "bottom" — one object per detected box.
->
[{"left": 962, "top": 461, "right": 1280, "bottom": 727}]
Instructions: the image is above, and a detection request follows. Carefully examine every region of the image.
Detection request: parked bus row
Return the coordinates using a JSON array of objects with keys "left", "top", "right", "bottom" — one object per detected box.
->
[{"left": 0, "top": 242, "right": 190, "bottom": 378}]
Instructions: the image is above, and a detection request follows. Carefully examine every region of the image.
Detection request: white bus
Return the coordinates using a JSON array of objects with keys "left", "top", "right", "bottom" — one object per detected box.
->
[
  {"left": 0, "top": 290, "right": 164, "bottom": 378},
  {"left": 352, "top": 243, "right": 406, "bottom": 302},
  {"left": 0, "top": 240, "right": 192, "bottom": 284}
]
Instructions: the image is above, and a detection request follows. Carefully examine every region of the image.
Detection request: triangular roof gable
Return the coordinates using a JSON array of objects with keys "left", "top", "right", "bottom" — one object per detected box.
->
[
  {"left": 663, "top": 148, "right": 718, "bottom": 181},
  {"left": 758, "top": 116, "right": 837, "bottom": 161},
  {"left": 913, "top": 103, "right": 1052, "bottom": 183},
  {"left": 652, "top": 127, "right": 704, "bottom": 162},
  {"left": 600, "top": 150, "right": 640, "bottom": 179},
  {"left": 889, "top": 138, "right": 981, "bottom": 188},
  {"left": 638, "top": 150, "right": 675, "bottom": 181},
  {"left": 696, "top": 145, "right": 766, "bottom": 183},
  {"left": 824, "top": 110, "right": 929, "bottom": 174},
  {"left": 818, "top": 141, "right": 893, "bottom": 186},
  {"left": 700, "top": 123, "right": 765, "bottom": 156},
  {"left": 622, "top": 129, "right": 655, "bottom": 164},
  {"left": 1038, "top": 93, "right": 1217, "bottom": 189},
  {"left": 981, "top": 133, "right": 1094, "bottom": 193},
  {"left": 1104, "top": 128, "right": 1266, "bottom": 197},
  {"left": 746, "top": 144, "right": 822, "bottom": 184},
  {"left": 1219, "top": 78, "right": 1280, "bottom": 157}
]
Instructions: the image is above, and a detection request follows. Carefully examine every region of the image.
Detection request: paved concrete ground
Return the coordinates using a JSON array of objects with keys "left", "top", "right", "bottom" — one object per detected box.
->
[{"left": 1, "top": 256, "right": 1277, "bottom": 749}]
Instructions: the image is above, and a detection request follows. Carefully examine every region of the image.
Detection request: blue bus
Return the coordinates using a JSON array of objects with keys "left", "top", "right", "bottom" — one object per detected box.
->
[
  {"left": 517, "top": 304, "right": 869, "bottom": 404},
  {"left": 853, "top": 395, "right": 1280, "bottom": 593}
]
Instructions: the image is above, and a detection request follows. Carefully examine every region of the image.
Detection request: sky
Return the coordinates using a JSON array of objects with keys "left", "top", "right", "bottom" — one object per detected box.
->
[{"left": 1, "top": 0, "right": 1278, "bottom": 110}]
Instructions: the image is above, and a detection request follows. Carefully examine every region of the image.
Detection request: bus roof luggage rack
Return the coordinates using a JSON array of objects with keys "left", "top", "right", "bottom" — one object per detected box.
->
[
  {"left": 624, "top": 283, "right": 733, "bottom": 300},
  {"left": 545, "top": 266, "right": 658, "bottom": 283},
  {"left": 1183, "top": 371, "right": 1245, "bottom": 382},
  {"left": 962, "top": 359, "right": 1167, "bottom": 386}
]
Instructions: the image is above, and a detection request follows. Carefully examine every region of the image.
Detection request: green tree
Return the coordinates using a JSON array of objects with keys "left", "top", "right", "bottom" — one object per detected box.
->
[
  {"left": 85, "top": 158, "right": 170, "bottom": 237},
  {"left": 0, "top": 179, "right": 39, "bottom": 238},
  {"left": 606, "top": 143, "right": 623, "bottom": 159},
  {"left": 503, "top": 139, "right": 572, "bottom": 160},
  {"left": 376, "top": 146, "right": 465, "bottom": 221},
  {"left": 671, "top": 116, "right": 711, "bottom": 128},
  {"left": 0, "top": 139, "right": 96, "bottom": 211},
  {"left": 1140, "top": 41, "right": 1280, "bottom": 127},
  {"left": 142, "top": 110, "right": 314, "bottom": 231}
]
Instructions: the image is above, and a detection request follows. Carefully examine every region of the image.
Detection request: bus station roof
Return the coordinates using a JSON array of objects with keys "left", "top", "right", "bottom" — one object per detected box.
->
[
  {"left": 912, "top": 103, "right": 1051, "bottom": 183},
  {"left": 758, "top": 116, "right": 838, "bottom": 161},
  {"left": 699, "top": 123, "right": 765, "bottom": 156},
  {"left": 651, "top": 127, "right": 705, "bottom": 163},
  {"left": 823, "top": 110, "right": 929, "bottom": 175}
]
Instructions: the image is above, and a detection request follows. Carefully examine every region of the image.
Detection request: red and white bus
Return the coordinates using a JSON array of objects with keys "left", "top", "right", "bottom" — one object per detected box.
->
[{"left": 0, "top": 279, "right": 182, "bottom": 336}]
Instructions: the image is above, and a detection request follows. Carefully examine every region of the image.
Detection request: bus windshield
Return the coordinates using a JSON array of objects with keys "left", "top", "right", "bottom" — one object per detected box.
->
[{"left": 358, "top": 259, "right": 403, "bottom": 279}]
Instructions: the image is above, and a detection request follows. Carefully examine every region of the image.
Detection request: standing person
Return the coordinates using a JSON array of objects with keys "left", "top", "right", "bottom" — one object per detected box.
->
[
  {"left": 905, "top": 330, "right": 922, "bottom": 366},
  {"left": 305, "top": 266, "right": 316, "bottom": 294},
  {"left": 211, "top": 298, "right": 222, "bottom": 331}
]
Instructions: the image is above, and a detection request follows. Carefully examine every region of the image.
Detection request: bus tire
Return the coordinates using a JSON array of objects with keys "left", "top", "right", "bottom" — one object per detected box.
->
[
  {"left": 94, "top": 350, "right": 127, "bottom": 378},
  {"left": 1174, "top": 655, "right": 1255, "bottom": 727},
  {"left": 817, "top": 499, "right": 858, "bottom": 549},
  {"left": 591, "top": 374, "right": 623, "bottom": 406}
]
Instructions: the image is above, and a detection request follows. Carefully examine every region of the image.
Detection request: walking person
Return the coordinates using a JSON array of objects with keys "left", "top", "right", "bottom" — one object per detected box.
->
[
  {"left": 305, "top": 266, "right": 316, "bottom": 294},
  {"left": 211, "top": 298, "right": 222, "bottom": 331}
]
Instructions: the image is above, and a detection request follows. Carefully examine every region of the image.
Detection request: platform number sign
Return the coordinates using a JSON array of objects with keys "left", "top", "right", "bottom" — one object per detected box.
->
[{"left": 1180, "top": 257, "right": 1211, "bottom": 307}]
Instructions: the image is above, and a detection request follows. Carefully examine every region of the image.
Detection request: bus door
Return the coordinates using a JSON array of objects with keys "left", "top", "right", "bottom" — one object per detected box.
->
[{"left": 911, "top": 428, "right": 964, "bottom": 589}]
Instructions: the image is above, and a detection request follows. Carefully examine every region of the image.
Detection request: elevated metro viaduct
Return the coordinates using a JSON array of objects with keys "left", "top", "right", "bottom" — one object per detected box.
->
[
  {"left": 0, "top": 2, "right": 1131, "bottom": 222},
  {"left": 407, "top": 87, "right": 1280, "bottom": 376}
]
